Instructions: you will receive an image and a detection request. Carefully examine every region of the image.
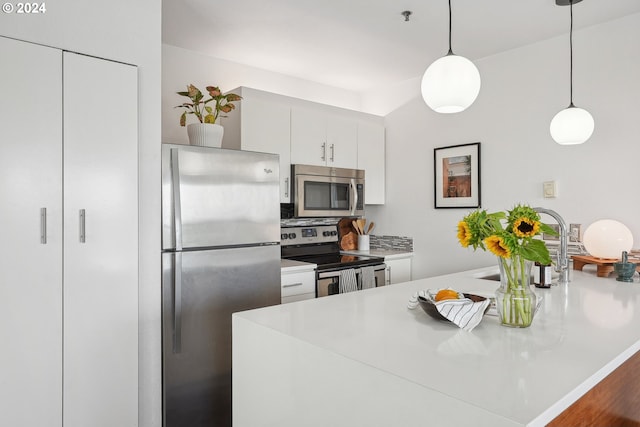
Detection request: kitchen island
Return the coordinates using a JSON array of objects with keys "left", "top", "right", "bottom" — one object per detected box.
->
[{"left": 232, "top": 267, "right": 640, "bottom": 426}]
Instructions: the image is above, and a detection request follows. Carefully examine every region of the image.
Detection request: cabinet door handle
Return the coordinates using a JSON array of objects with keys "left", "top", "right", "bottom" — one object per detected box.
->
[
  {"left": 40, "top": 207, "right": 47, "bottom": 244},
  {"left": 284, "top": 177, "right": 289, "bottom": 198},
  {"left": 386, "top": 266, "right": 391, "bottom": 285},
  {"left": 330, "top": 144, "right": 335, "bottom": 162},
  {"left": 321, "top": 142, "right": 326, "bottom": 161},
  {"left": 79, "top": 209, "right": 86, "bottom": 243},
  {"left": 282, "top": 282, "right": 303, "bottom": 288}
]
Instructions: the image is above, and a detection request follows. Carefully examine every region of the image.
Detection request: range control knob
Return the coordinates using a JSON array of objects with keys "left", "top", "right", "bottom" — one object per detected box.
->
[
  {"left": 331, "top": 231, "right": 338, "bottom": 236},
  {"left": 288, "top": 233, "right": 296, "bottom": 239},
  {"left": 322, "top": 231, "right": 330, "bottom": 237},
  {"left": 281, "top": 233, "right": 288, "bottom": 240}
]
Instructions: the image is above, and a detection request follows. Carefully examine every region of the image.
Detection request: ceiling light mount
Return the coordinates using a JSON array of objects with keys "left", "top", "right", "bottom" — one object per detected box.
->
[
  {"left": 401, "top": 10, "right": 412, "bottom": 22},
  {"left": 555, "top": 0, "right": 583, "bottom": 5}
]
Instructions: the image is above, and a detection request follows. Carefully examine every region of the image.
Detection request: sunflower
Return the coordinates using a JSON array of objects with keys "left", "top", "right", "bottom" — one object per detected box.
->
[
  {"left": 457, "top": 221, "right": 472, "bottom": 247},
  {"left": 484, "top": 235, "right": 511, "bottom": 258},
  {"left": 512, "top": 217, "right": 540, "bottom": 238}
]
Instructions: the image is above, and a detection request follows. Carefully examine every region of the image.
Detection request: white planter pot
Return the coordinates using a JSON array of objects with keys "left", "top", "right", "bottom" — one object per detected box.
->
[{"left": 187, "top": 123, "right": 224, "bottom": 147}]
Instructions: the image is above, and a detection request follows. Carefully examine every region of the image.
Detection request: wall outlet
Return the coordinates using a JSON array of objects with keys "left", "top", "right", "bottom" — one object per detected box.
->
[{"left": 569, "top": 223, "right": 582, "bottom": 242}]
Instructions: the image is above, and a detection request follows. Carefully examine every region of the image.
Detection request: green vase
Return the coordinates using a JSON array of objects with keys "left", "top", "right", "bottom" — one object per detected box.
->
[{"left": 495, "top": 256, "right": 536, "bottom": 327}]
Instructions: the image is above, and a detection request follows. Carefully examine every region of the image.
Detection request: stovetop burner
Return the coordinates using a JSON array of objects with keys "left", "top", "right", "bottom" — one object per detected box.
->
[
  {"left": 285, "top": 253, "right": 384, "bottom": 271},
  {"left": 281, "top": 224, "right": 384, "bottom": 271}
]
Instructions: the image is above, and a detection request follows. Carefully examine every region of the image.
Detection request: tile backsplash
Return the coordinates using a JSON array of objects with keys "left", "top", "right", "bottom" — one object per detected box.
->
[{"left": 370, "top": 235, "right": 413, "bottom": 252}]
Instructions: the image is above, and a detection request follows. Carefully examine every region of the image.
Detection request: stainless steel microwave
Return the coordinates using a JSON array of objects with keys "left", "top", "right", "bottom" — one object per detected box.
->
[{"left": 292, "top": 164, "right": 365, "bottom": 217}]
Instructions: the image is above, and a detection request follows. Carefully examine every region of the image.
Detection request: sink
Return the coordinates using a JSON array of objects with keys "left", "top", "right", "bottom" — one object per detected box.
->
[
  {"left": 471, "top": 268, "right": 501, "bottom": 281},
  {"left": 477, "top": 273, "right": 501, "bottom": 281}
]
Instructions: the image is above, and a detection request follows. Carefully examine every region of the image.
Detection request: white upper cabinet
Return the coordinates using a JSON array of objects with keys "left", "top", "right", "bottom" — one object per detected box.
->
[
  {"left": 290, "top": 107, "right": 358, "bottom": 169},
  {"left": 221, "top": 88, "right": 292, "bottom": 202},
  {"left": 357, "top": 121, "right": 386, "bottom": 205}
]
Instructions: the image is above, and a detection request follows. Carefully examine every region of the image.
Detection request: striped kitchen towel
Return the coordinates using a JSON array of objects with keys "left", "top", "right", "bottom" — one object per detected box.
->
[
  {"left": 408, "top": 289, "right": 490, "bottom": 331},
  {"left": 339, "top": 268, "right": 358, "bottom": 293},
  {"left": 359, "top": 266, "right": 376, "bottom": 289}
]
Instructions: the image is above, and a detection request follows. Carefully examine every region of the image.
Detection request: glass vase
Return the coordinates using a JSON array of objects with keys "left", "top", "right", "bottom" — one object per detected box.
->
[{"left": 495, "top": 256, "right": 536, "bottom": 328}]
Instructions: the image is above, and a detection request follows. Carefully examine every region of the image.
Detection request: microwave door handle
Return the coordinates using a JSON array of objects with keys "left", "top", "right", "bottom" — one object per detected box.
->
[{"left": 350, "top": 178, "right": 358, "bottom": 215}]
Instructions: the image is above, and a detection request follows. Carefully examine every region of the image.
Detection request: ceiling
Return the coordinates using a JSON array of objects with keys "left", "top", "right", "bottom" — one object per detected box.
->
[{"left": 162, "top": 0, "right": 640, "bottom": 93}]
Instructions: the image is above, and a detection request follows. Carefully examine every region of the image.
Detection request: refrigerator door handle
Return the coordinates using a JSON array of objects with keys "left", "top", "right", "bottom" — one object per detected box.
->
[
  {"left": 40, "top": 207, "right": 47, "bottom": 244},
  {"left": 170, "top": 148, "right": 183, "bottom": 251},
  {"left": 173, "top": 252, "right": 183, "bottom": 353}
]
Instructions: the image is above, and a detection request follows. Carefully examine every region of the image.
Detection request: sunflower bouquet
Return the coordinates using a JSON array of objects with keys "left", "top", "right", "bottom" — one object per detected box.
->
[{"left": 457, "top": 205, "right": 557, "bottom": 327}]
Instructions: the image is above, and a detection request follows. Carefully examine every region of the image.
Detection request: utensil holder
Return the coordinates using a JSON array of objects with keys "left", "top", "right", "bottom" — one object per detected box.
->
[{"left": 358, "top": 235, "right": 370, "bottom": 251}]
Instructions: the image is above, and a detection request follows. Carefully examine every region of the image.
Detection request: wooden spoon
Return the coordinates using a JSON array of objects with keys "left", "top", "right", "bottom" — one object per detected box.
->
[
  {"left": 366, "top": 221, "right": 375, "bottom": 235},
  {"left": 352, "top": 220, "right": 361, "bottom": 235},
  {"left": 358, "top": 218, "right": 366, "bottom": 234}
]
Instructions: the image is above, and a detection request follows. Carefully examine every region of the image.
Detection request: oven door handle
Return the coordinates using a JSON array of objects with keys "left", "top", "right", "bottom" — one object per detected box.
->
[
  {"left": 349, "top": 178, "right": 358, "bottom": 216},
  {"left": 317, "top": 264, "right": 386, "bottom": 280}
]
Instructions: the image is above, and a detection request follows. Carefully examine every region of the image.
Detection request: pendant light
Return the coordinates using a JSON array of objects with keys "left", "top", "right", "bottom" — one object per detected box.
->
[
  {"left": 550, "top": 0, "right": 594, "bottom": 145},
  {"left": 421, "top": 0, "right": 481, "bottom": 113}
]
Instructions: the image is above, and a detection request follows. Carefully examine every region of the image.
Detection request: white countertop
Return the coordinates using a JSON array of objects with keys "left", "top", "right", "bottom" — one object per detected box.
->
[
  {"left": 280, "top": 258, "right": 316, "bottom": 273},
  {"left": 234, "top": 265, "right": 640, "bottom": 426},
  {"left": 340, "top": 248, "right": 413, "bottom": 259}
]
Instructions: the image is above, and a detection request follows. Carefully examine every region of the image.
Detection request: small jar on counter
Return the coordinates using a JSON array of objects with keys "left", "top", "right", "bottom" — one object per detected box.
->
[{"left": 534, "top": 262, "right": 552, "bottom": 288}]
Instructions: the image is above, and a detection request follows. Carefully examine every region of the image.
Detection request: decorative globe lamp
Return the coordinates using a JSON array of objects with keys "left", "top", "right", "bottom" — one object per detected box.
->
[{"left": 583, "top": 219, "right": 633, "bottom": 259}]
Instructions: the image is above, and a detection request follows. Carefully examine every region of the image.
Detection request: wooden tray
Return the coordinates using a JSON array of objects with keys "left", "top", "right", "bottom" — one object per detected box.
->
[{"left": 572, "top": 255, "right": 640, "bottom": 278}]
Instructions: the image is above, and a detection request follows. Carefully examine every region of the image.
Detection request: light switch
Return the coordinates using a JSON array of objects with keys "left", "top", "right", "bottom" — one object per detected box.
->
[{"left": 543, "top": 181, "right": 557, "bottom": 198}]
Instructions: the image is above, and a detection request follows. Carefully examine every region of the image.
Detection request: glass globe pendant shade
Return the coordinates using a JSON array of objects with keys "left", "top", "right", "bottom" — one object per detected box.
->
[
  {"left": 421, "top": 54, "right": 481, "bottom": 113},
  {"left": 583, "top": 219, "right": 633, "bottom": 259},
  {"left": 550, "top": 105, "right": 594, "bottom": 145}
]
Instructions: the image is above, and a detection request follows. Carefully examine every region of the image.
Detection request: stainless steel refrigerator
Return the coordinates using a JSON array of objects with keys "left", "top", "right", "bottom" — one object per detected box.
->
[{"left": 161, "top": 144, "right": 281, "bottom": 427}]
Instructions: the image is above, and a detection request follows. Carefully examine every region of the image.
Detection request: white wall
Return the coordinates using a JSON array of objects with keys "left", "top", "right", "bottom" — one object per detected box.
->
[
  {"left": 367, "top": 13, "right": 640, "bottom": 279},
  {"left": 0, "top": 3, "right": 162, "bottom": 426},
  {"left": 163, "top": 44, "right": 365, "bottom": 143}
]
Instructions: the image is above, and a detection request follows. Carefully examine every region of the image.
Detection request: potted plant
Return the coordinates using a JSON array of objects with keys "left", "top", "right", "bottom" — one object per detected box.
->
[{"left": 176, "top": 84, "right": 242, "bottom": 147}]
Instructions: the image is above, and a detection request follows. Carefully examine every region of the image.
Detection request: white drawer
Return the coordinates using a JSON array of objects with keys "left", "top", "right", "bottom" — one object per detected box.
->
[
  {"left": 281, "top": 270, "right": 315, "bottom": 298},
  {"left": 282, "top": 293, "right": 315, "bottom": 304}
]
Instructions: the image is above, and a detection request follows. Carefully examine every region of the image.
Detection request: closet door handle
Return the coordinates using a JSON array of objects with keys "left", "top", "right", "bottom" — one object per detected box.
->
[
  {"left": 284, "top": 177, "right": 289, "bottom": 198},
  {"left": 40, "top": 208, "right": 47, "bottom": 244},
  {"left": 330, "top": 143, "right": 335, "bottom": 162},
  {"left": 79, "top": 209, "right": 86, "bottom": 243}
]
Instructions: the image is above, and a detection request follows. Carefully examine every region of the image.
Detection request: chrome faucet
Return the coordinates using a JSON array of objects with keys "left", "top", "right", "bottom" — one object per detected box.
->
[{"left": 534, "top": 207, "right": 570, "bottom": 285}]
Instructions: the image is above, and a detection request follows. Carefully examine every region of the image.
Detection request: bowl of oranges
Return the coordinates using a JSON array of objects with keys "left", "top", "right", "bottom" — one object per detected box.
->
[{"left": 418, "top": 289, "right": 489, "bottom": 322}]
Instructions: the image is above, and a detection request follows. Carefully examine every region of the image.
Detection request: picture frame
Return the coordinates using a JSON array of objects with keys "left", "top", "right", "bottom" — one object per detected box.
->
[{"left": 434, "top": 142, "right": 481, "bottom": 209}]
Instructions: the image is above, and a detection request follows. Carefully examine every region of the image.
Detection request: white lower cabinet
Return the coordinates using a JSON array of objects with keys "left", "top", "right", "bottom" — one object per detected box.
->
[
  {"left": 385, "top": 256, "right": 413, "bottom": 285},
  {"left": 0, "top": 37, "right": 138, "bottom": 427},
  {"left": 281, "top": 268, "right": 316, "bottom": 304}
]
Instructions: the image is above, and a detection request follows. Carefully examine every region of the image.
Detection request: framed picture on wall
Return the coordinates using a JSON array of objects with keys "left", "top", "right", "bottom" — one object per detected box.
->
[{"left": 434, "top": 142, "right": 481, "bottom": 209}]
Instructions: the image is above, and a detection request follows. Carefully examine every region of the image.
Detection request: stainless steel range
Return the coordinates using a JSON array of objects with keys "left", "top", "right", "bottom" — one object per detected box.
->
[{"left": 281, "top": 224, "right": 386, "bottom": 297}]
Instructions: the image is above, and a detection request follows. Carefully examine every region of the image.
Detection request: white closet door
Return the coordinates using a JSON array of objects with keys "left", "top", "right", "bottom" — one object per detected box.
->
[
  {"left": 62, "top": 52, "right": 138, "bottom": 427},
  {"left": 0, "top": 37, "right": 63, "bottom": 427}
]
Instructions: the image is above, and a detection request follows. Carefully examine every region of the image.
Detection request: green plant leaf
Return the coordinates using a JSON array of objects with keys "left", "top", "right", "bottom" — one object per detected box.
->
[
  {"left": 205, "top": 106, "right": 213, "bottom": 114},
  {"left": 179, "top": 111, "right": 186, "bottom": 127},
  {"left": 203, "top": 114, "right": 215, "bottom": 124}
]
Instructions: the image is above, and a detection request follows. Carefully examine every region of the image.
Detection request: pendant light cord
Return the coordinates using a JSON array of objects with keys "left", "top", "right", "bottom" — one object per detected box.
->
[
  {"left": 569, "top": 1, "right": 574, "bottom": 107},
  {"left": 447, "top": 0, "right": 454, "bottom": 55}
]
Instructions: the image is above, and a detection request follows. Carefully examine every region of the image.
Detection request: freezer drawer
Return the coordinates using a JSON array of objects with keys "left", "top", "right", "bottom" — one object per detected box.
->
[{"left": 162, "top": 244, "right": 280, "bottom": 427}]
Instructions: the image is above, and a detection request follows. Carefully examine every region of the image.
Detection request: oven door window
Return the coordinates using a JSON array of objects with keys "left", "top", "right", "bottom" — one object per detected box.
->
[{"left": 304, "top": 181, "right": 350, "bottom": 211}]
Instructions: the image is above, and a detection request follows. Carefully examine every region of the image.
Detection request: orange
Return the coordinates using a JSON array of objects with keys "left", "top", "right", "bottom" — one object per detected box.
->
[{"left": 435, "top": 289, "right": 459, "bottom": 302}]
